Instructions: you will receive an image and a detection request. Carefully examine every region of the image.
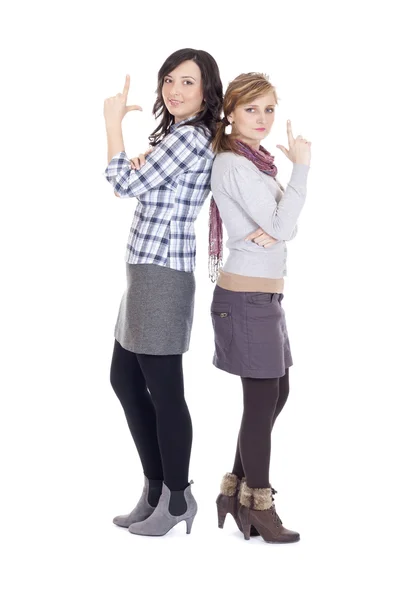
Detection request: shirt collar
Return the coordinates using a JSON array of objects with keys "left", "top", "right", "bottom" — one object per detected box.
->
[{"left": 170, "top": 116, "right": 196, "bottom": 132}]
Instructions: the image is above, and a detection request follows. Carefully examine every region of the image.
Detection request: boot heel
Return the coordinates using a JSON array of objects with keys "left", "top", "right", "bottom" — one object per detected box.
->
[
  {"left": 242, "top": 523, "right": 251, "bottom": 541},
  {"left": 216, "top": 503, "right": 228, "bottom": 529},
  {"left": 186, "top": 514, "right": 195, "bottom": 534},
  {"left": 238, "top": 507, "right": 251, "bottom": 541}
]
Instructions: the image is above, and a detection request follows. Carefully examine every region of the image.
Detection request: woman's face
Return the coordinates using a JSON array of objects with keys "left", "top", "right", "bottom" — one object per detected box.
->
[
  {"left": 229, "top": 92, "right": 277, "bottom": 149},
  {"left": 162, "top": 60, "right": 204, "bottom": 123}
]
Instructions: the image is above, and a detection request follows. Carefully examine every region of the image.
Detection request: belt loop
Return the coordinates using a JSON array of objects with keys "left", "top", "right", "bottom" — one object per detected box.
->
[{"left": 270, "top": 293, "right": 274, "bottom": 303}]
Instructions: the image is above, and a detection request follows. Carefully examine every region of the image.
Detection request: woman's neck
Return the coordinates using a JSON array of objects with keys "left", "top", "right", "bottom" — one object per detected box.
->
[{"left": 235, "top": 136, "right": 260, "bottom": 151}]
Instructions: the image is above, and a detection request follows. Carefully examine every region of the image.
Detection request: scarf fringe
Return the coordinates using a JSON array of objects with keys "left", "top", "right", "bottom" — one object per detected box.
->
[
  {"left": 208, "top": 255, "right": 223, "bottom": 283},
  {"left": 208, "top": 196, "right": 223, "bottom": 282}
]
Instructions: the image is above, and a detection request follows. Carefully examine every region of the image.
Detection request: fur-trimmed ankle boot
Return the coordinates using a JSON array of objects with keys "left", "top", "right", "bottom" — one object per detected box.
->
[
  {"left": 238, "top": 481, "right": 300, "bottom": 543},
  {"left": 216, "top": 473, "right": 259, "bottom": 536},
  {"left": 216, "top": 473, "right": 242, "bottom": 530}
]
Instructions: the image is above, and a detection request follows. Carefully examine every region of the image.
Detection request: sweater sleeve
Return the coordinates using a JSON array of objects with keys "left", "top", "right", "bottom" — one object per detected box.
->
[
  {"left": 287, "top": 223, "right": 298, "bottom": 241},
  {"left": 223, "top": 163, "right": 309, "bottom": 241}
]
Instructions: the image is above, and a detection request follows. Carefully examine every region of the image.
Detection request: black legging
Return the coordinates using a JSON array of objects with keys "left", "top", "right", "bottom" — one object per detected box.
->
[
  {"left": 232, "top": 369, "right": 289, "bottom": 489},
  {"left": 110, "top": 340, "right": 192, "bottom": 491}
]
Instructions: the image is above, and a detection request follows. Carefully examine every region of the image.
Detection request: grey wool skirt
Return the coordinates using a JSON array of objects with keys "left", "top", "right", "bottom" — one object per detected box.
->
[
  {"left": 114, "top": 263, "right": 195, "bottom": 355},
  {"left": 211, "top": 285, "right": 293, "bottom": 379}
]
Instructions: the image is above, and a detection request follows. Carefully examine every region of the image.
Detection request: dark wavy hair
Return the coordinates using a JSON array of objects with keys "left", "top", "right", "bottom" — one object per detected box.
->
[{"left": 149, "top": 48, "right": 223, "bottom": 146}]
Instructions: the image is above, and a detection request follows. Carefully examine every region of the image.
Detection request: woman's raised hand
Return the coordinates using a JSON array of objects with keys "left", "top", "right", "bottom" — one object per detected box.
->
[
  {"left": 104, "top": 75, "right": 142, "bottom": 125},
  {"left": 276, "top": 120, "right": 311, "bottom": 166}
]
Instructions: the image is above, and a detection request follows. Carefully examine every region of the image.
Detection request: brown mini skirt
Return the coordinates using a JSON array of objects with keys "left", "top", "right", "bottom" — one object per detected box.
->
[{"left": 211, "top": 285, "right": 293, "bottom": 379}]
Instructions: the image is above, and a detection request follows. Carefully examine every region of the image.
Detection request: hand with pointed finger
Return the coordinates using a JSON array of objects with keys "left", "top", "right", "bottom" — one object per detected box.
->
[
  {"left": 130, "top": 147, "right": 154, "bottom": 170},
  {"left": 104, "top": 75, "right": 143, "bottom": 126},
  {"left": 276, "top": 120, "right": 311, "bottom": 166},
  {"left": 245, "top": 227, "right": 278, "bottom": 248}
]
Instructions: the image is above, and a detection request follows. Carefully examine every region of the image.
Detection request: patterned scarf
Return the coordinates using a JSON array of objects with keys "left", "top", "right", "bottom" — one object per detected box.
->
[{"left": 208, "top": 140, "right": 278, "bottom": 282}]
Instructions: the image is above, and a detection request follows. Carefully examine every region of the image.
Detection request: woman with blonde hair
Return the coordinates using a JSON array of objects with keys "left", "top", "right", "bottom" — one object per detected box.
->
[{"left": 209, "top": 72, "right": 311, "bottom": 543}]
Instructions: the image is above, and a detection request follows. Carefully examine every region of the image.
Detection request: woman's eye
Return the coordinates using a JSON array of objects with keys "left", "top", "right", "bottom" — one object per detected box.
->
[
  {"left": 267, "top": 108, "right": 275, "bottom": 113},
  {"left": 164, "top": 78, "right": 172, "bottom": 84},
  {"left": 183, "top": 80, "right": 193, "bottom": 85},
  {"left": 245, "top": 108, "right": 255, "bottom": 113}
]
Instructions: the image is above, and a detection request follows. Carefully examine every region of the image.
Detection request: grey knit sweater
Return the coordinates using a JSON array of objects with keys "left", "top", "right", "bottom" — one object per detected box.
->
[{"left": 210, "top": 152, "right": 309, "bottom": 278}]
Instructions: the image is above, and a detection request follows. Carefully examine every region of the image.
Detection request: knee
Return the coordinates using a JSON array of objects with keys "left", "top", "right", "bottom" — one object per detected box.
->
[{"left": 152, "top": 389, "right": 187, "bottom": 412}]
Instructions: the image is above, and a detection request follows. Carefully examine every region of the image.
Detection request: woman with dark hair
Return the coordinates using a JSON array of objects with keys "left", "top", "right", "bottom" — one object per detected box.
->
[
  {"left": 209, "top": 73, "right": 311, "bottom": 543},
  {"left": 103, "top": 49, "right": 223, "bottom": 537}
]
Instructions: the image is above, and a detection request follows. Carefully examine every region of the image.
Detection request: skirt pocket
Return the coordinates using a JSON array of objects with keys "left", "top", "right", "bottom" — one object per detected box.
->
[
  {"left": 244, "top": 294, "right": 292, "bottom": 376},
  {"left": 246, "top": 299, "right": 281, "bottom": 344},
  {"left": 211, "top": 302, "right": 233, "bottom": 353}
]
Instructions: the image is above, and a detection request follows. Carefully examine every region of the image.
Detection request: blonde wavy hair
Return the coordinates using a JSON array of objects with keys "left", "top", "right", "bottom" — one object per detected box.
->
[{"left": 213, "top": 72, "right": 278, "bottom": 154}]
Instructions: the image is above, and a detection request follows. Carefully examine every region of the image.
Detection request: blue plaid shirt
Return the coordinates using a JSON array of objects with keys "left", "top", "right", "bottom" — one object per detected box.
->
[{"left": 104, "top": 120, "right": 214, "bottom": 272}]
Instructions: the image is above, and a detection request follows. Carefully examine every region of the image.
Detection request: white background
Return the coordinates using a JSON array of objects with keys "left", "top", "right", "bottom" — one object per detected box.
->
[{"left": 1, "top": 0, "right": 399, "bottom": 598}]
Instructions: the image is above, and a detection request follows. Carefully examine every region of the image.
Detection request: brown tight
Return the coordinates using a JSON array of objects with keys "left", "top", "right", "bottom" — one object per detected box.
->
[{"left": 232, "top": 369, "right": 289, "bottom": 488}]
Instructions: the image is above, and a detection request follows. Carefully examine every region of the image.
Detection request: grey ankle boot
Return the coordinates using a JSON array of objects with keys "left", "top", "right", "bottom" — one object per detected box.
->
[
  {"left": 128, "top": 481, "right": 197, "bottom": 536},
  {"left": 113, "top": 476, "right": 160, "bottom": 528}
]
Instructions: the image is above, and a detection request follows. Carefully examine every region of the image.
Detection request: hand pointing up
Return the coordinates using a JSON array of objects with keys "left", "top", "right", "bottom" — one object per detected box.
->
[
  {"left": 104, "top": 75, "right": 142, "bottom": 126},
  {"left": 276, "top": 120, "right": 311, "bottom": 167}
]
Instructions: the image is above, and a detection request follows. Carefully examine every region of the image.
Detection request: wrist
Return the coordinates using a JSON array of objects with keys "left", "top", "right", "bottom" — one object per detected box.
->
[
  {"left": 294, "top": 160, "right": 310, "bottom": 166},
  {"left": 105, "top": 120, "right": 122, "bottom": 133}
]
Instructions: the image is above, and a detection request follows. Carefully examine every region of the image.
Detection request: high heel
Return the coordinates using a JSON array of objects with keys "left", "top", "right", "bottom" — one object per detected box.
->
[
  {"left": 216, "top": 500, "right": 228, "bottom": 529},
  {"left": 238, "top": 505, "right": 251, "bottom": 541},
  {"left": 186, "top": 514, "right": 195, "bottom": 534}
]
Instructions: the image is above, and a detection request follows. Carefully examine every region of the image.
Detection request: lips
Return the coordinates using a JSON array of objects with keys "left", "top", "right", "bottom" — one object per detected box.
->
[{"left": 168, "top": 98, "right": 182, "bottom": 106}]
